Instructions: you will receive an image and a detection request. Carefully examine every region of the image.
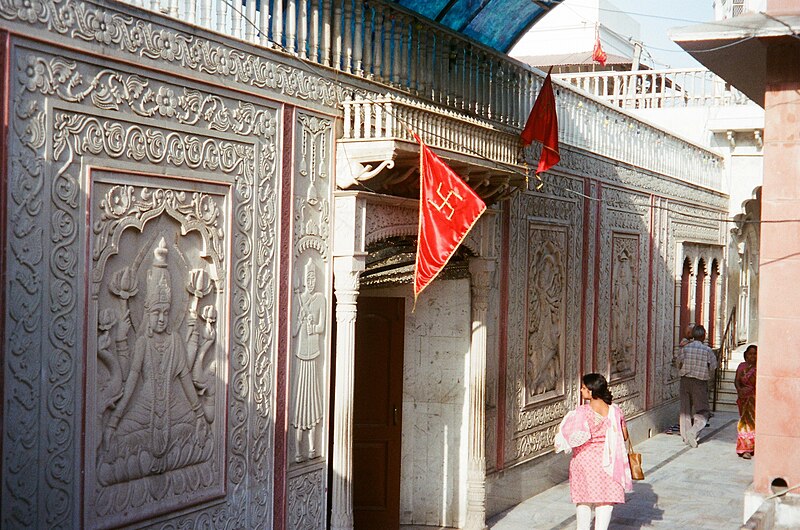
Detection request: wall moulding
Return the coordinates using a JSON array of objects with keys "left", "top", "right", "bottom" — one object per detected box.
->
[{"left": 0, "top": 0, "right": 349, "bottom": 111}]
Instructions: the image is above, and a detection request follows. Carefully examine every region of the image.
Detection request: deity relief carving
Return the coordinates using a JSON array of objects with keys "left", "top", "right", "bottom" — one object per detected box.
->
[
  {"left": 292, "top": 257, "right": 327, "bottom": 463},
  {"left": 525, "top": 226, "right": 567, "bottom": 402},
  {"left": 88, "top": 179, "right": 227, "bottom": 527},
  {"left": 610, "top": 235, "right": 639, "bottom": 377}
]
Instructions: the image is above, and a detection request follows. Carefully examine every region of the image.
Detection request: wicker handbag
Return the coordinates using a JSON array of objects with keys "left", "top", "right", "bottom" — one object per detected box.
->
[{"left": 627, "top": 438, "right": 644, "bottom": 480}]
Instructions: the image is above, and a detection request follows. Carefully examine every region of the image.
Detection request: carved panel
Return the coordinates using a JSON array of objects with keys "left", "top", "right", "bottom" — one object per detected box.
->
[
  {"left": 505, "top": 177, "right": 584, "bottom": 464},
  {"left": 524, "top": 224, "right": 567, "bottom": 404},
  {"left": 609, "top": 233, "right": 639, "bottom": 379},
  {"left": 3, "top": 41, "right": 280, "bottom": 529},
  {"left": 86, "top": 176, "right": 228, "bottom": 528},
  {"left": 287, "top": 112, "right": 332, "bottom": 530}
]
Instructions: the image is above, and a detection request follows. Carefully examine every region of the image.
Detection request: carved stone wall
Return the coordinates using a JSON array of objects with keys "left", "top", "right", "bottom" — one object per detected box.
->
[
  {"left": 0, "top": 1, "right": 337, "bottom": 526},
  {"left": 495, "top": 148, "right": 727, "bottom": 473}
]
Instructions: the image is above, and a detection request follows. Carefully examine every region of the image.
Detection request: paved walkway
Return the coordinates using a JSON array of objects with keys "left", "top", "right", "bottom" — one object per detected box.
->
[{"left": 488, "top": 411, "right": 752, "bottom": 529}]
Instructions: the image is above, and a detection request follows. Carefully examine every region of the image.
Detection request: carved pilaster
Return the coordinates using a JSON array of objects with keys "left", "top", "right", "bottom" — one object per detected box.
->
[
  {"left": 330, "top": 255, "right": 365, "bottom": 530},
  {"left": 465, "top": 257, "right": 495, "bottom": 530}
]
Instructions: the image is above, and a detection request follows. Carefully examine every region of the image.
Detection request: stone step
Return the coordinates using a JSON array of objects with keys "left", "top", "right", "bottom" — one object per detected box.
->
[{"left": 713, "top": 401, "right": 740, "bottom": 413}]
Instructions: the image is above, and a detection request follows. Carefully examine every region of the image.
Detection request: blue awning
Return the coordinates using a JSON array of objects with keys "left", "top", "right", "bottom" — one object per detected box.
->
[{"left": 387, "top": 0, "right": 563, "bottom": 52}]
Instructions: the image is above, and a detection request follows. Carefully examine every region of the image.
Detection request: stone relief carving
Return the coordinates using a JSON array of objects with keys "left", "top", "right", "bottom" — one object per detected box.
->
[
  {"left": 287, "top": 469, "right": 325, "bottom": 530},
  {"left": 609, "top": 236, "right": 638, "bottom": 377},
  {"left": 292, "top": 257, "right": 326, "bottom": 463},
  {"left": 525, "top": 227, "right": 567, "bottom": 402},
  {"left": 3, "top": 41, "right": 281, "bottom": 528},
  {"left": 89, "top": 180, "right": 228, "bottom": 527},
  {"left": 0, "top": 0, "right": 345, "bottom": 107}
]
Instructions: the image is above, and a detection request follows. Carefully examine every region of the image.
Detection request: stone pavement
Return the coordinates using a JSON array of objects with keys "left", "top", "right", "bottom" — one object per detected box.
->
[{"left": 488, "top": 411, "right": 753, "bottom": 529}]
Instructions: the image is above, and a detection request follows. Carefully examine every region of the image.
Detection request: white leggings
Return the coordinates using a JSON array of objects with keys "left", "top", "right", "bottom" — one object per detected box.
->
[{"left": 576, "top": 503, "right": 614, "bottom": 530}]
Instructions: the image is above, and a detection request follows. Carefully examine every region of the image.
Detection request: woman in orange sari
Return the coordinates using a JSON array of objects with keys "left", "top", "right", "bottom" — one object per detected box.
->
[{"left": 734, "top": 345, "right": 757, "bottom": 459}]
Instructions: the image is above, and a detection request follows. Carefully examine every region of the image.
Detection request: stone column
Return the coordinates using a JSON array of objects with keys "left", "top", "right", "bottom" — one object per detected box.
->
[
  {"left": 754, "top": 39, "right": 800, "bottom": 495},
  {"left": 465, "top": 257, "right": 495, "bottom": 530},
  {"left": 330, "top": 254, "right": 365, "bottom": 530}
]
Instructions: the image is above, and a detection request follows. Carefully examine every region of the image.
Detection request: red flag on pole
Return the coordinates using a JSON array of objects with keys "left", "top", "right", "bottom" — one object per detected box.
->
[
  {"left": 413, "top": 133, "right": 486, "bottom": 301},
  {"left": 520, "top": 71, "right": 560, "bottom": 176},
  {"left": 592, "top": 29, "right": 608, "bottom": 66}
]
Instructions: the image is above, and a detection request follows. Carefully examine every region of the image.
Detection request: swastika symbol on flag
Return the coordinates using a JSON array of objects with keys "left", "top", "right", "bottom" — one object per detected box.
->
[{"left": 428, "top": 183, "right": 464, "bottom": 220}]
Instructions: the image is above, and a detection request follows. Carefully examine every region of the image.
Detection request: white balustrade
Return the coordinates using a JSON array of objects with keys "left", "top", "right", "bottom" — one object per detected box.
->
[
  {"left": 115, "top": 0, "right": 724, "bottom": 190},
  {"left": 556, "top": 68, "right": 750, "bottom": 109}
]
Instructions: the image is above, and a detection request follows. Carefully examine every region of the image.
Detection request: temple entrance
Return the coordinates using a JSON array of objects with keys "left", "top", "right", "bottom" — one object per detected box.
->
[{"left": 353, "top": 296, "right": 405, "bottom": 529}]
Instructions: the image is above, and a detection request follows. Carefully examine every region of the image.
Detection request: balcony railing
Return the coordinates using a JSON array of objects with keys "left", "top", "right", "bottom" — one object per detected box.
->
[
  {"left": 343, "top": 90, "right": 723, "bottom": 191},
  {"left": 555, "top": 68, "right": 751, "bottom": 110},
  {"left": 114, "top": 0, "right": 725, "bottom": 191}
]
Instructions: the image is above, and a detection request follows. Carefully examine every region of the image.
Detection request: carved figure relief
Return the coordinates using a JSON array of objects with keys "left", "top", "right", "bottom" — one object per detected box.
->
[
  {"left": 292, "top": 258, "right": 327, "bottom": 462},
  {"left": 525, "top": 226, "right": 567, "bottom": 402},
  {"left": 610, "top": 235, "right": 639, "bottom": 377},
  {"left": 88, "top": 180, "right": 228, "bottom": 527}
]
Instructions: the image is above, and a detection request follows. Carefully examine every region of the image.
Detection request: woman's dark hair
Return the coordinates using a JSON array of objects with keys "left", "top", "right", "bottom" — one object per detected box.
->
[{"left": 583, "top": 373, "right": 613, "bottom": 404}]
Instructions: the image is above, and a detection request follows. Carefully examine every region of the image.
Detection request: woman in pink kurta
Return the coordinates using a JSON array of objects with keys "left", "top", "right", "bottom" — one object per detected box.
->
[{"left": 555, "top": 373, "right": 633, "bottom": 530}]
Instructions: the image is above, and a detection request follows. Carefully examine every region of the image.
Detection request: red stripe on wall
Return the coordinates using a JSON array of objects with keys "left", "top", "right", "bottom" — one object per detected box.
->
[
  {"left": 646, "top": 195, "right": 656, "bottom": 408},
  {"left": 592, "top": 183, "right": 602, "bottom": 373},
  {"left": 273, "top": 104, "right": 295, "bottom": 530},
  {"left": 0, "top": 30, "right": 9, "bottom": 488},
  {"left": 496, "top": 202, "right": 511, "bottom": 471},
  {"left": 580, "top": 178, "right": 591, "bottom": 375}
]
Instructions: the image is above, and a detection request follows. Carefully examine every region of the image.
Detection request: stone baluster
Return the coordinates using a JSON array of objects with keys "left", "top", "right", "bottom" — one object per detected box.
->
[
  {"left": 383, "top": 9, "right": 393, "bottom": 84},
  {"left": 230, "top": 0, "right": 242, "bottom": 38},
  {"left": 353, "top": 1, "right": 363, "bottom": 74},
  {"left": 481, "top": 56, "right": 491, "bottom": 119},
  {"left": 372, "top": 5, "right": 384, "bottom": 81},
  {"left": 375, "top": 100, "right": 384, "bottom": 138},
  {"left": 298, "top": 0, "right": 309, "bottom": 59},
  {"left": 245, "top": 0, "right": 257, "bottom": 41},
  {"left": 330, "top": 253, "right": 366, "bottom": 530},
  {"left": 309, "top": 0, "right": 320, "bottom": 60},
  {"left": 186, "top": 0, "right": 196, "bottom": 26},
  {"left": 333, "top": 0, "right": 343, "bottom": 70},
  {"left": 286, "top": 0, "right": 296, "bottom": 53},
  {"left": 343, "top": 99, "right": 352, "bottom": 139},
  {"left": 409, "top": 23, "right": 418, "bottom": 93},
  {"left": 259, "top": 0, "right": 270, "bottom": 46},
  {"left": 465, "top": 256, "right": 494, "bottom": 530},
  {"left": 199, "top": 0, "right": 210, "bottom": 29},
  {"left": 343, "top": 0, "right": 353, "bottom": 73},
  {"left": 168, "top": 0, "right": 178, "bottom": 18},
  {"left": 321, "top": 0, "right": 332, "bottom": 66},
  {"left": 272, "top": 0, "right": 283, "bottom": 48},
  {"left": 362, "top": 4, "right": 374, "bottom": 77},
  {"left": 397, "top": 15, "right": 409, "bottom": 89},
  {"left": 363, "top": 100, "right": 372, "bottom": 139},
  {"left": 392, "top": 14, "right": 401, "bottom": 86},
  {"left": 424, "top": 30, "right": 435, "bottom": 99},
  {"left": 385, "top": 99, "right": 394, "bottom": 138},
  {"left": 353, "top": 100, "right": 362, "bottom": 139}
]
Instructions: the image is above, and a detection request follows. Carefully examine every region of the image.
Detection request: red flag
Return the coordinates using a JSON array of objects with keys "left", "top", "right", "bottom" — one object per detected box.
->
[
  {"left": 520, "top": 72, "right": 560, "bottom": 175},
  {"left": 592, "top": 31, "right": 608, "bottom": 66},
  {"left": 413, "top": 134, "right": 486, "bottom": 300}
]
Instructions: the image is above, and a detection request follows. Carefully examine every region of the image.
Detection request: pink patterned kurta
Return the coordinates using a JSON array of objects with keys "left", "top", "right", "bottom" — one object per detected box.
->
[{"left": 566, "top": 406, "right": 629, "bottom": 504}]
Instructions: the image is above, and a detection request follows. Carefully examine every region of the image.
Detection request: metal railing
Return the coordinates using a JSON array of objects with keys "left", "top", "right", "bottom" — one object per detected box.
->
[{"left": 712, "top": 306, "right": 737, "bottom": 411}]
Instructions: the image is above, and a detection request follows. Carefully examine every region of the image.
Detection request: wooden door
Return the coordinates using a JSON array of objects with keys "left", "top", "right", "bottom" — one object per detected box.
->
[{"left": 353, "top": 297, "right": 404, "bottom": 530}]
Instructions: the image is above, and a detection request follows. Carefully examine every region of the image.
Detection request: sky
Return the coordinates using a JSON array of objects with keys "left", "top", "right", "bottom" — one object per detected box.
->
[{"left": 593, "top": 0, "right": 715, "bottom": 68}]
